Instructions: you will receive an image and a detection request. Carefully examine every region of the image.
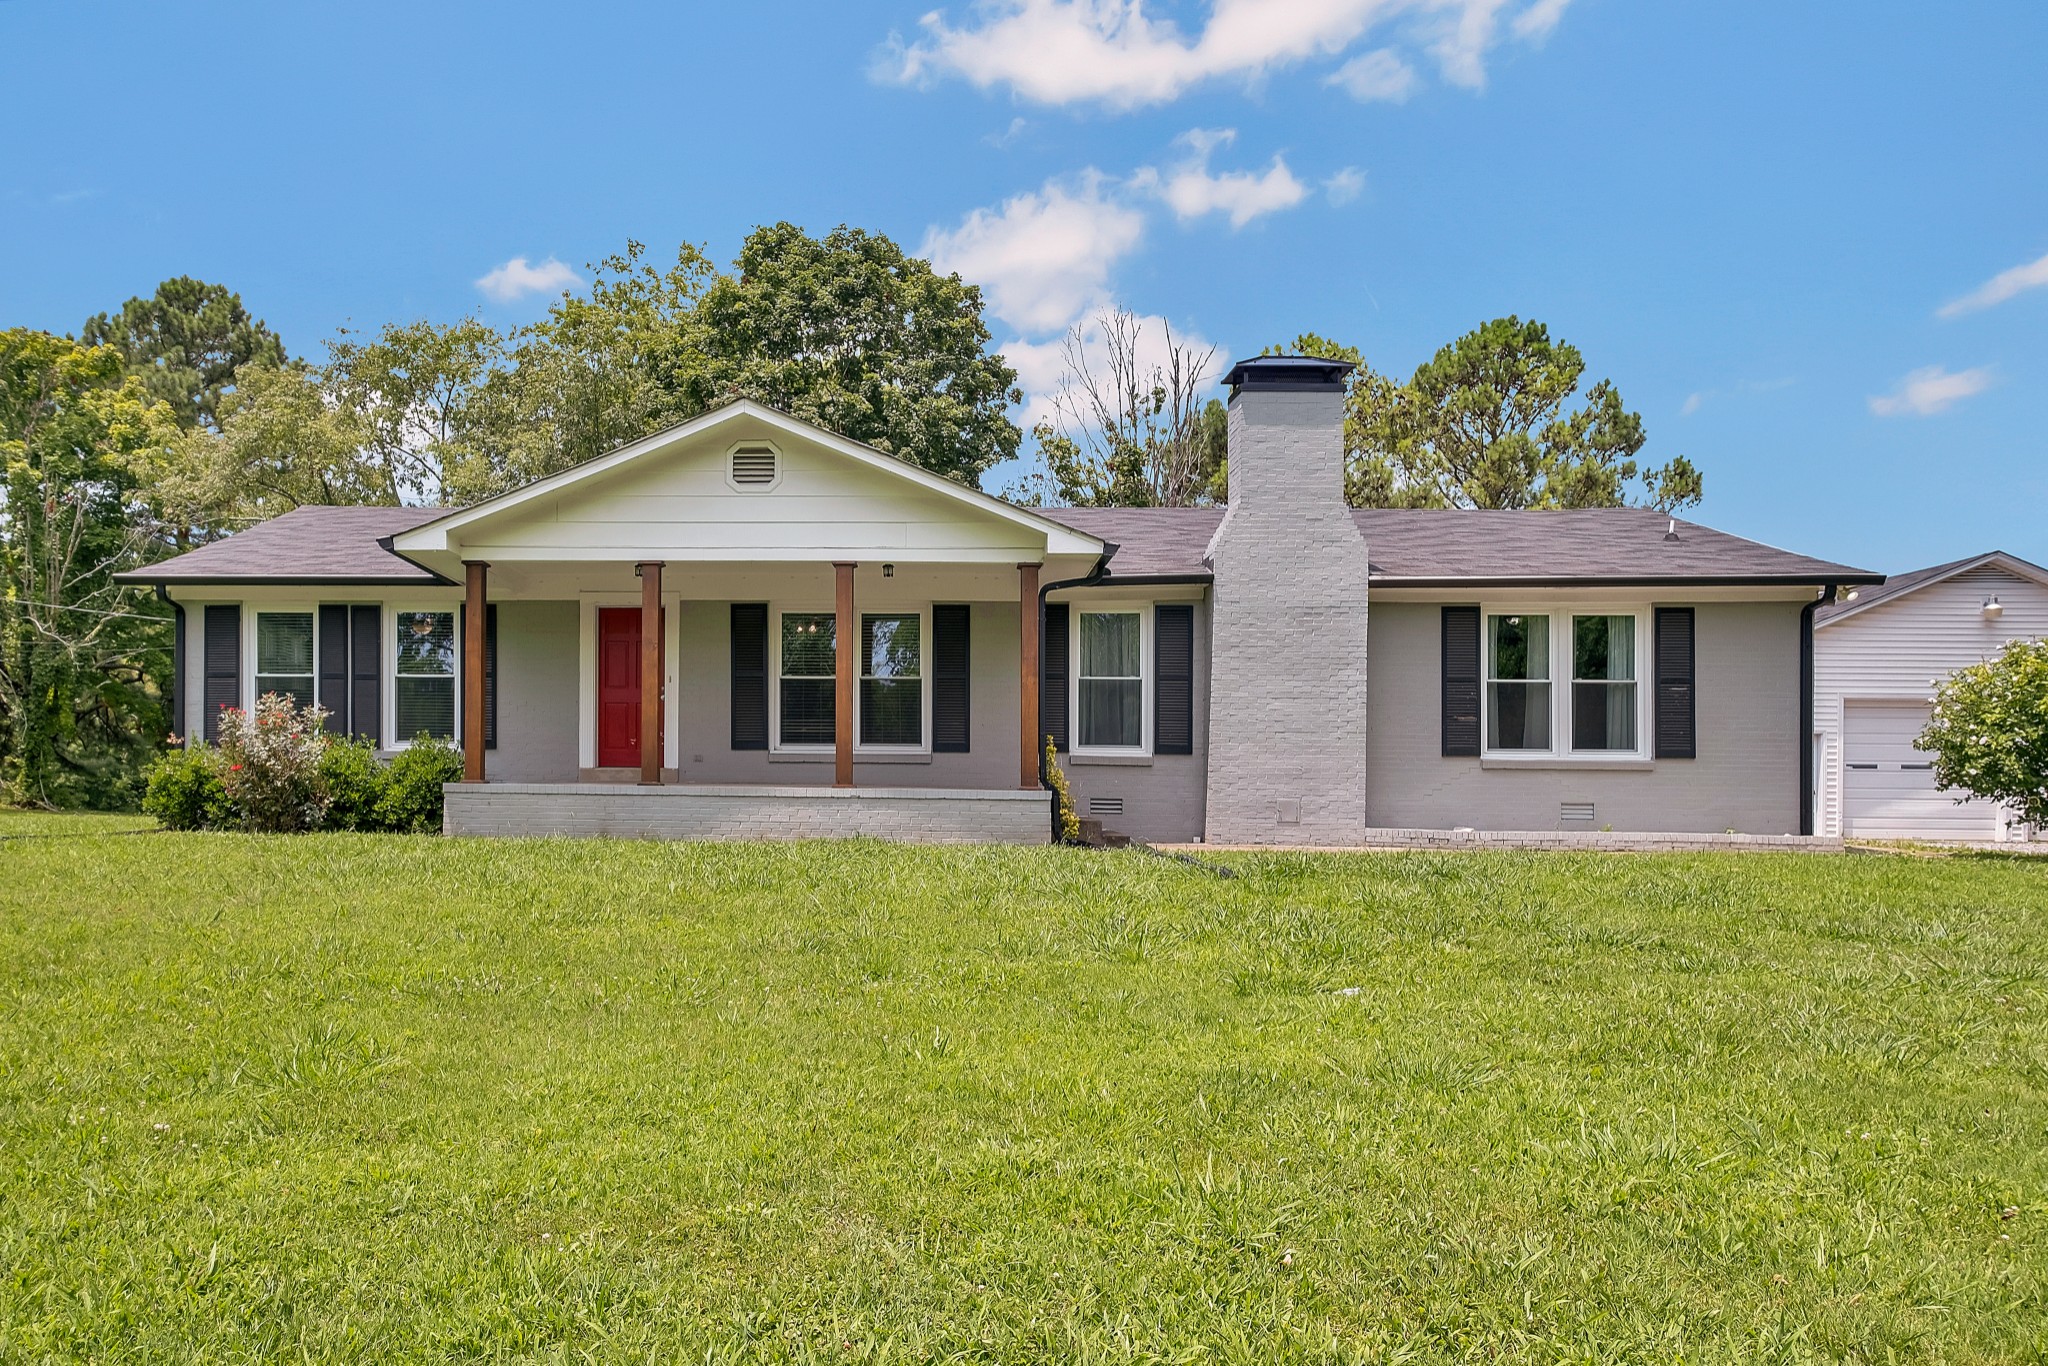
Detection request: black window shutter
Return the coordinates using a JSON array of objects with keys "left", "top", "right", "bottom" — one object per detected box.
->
[
  {"left": 1441, "top": 605, "right": 1481, "bottom": 758},
  {"left": 317, "top": 604, "right": 350, "bottom": 732},
  {"left": 1155, "top": 604, "right": 1194, "bottom": 756},
  {"left": 1654, "top": 606, "right": 1696, "bottom": 759},
  {"left": 932, "top": 604, "right": 971, "bottom": 753},
  {"left": 1041, "top": 602, "right": 1070, "bottom": 753},
  {"left": 484, "top": 604, "right": 498, "bottom": 751},
  {"left": 349, "top": 605, "right": 381, "bottom": 745},
  {"left": 731, "top": 603, "right": 769, "bottom": 750},
  {"left": 202, "top": 604, "right": 240, "bottom": 742}
]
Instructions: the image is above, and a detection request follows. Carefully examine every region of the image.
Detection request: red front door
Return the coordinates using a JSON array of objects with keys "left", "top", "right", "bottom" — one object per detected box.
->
[{"left": 597, "top": 607, "right": 662, "bottom": 768}]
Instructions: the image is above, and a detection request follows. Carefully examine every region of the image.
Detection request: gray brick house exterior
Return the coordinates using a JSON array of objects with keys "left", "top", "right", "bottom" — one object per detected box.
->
[{"left": 124, "top": 360, "right": 1881, "bottom": 845}]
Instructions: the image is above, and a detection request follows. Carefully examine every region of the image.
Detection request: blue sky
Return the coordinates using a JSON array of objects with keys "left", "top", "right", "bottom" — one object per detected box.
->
[{"left": 6, "top": 0, "right": 2044, "bottom": 573}]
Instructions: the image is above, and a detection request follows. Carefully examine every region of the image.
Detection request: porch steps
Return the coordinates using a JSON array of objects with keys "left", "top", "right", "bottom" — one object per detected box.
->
[{"left": 1076, "top": 818, "right": 1133, "bottom": 849}]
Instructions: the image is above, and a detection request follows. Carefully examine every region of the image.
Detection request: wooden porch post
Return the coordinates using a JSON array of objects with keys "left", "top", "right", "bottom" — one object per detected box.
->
[
  {"left": 462, "top": 560, "right": 488, "bottom": 783},
  {"left": 1019, "top": 562, "right": 1040, "bottom": 789},
  {"left": 834, "top": 561, "right": 856, "bottom": 787},
  {"left": 637, "top": 561, "right": 664, "bottom": 786}
]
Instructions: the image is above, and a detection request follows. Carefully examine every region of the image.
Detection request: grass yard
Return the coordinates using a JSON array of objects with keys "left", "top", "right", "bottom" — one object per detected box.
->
[{"left": 2, "top": 814, "right": 2045, "bottom": 1363}]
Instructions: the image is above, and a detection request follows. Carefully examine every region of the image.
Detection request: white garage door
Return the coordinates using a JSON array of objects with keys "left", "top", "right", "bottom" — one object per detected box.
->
[{"left": 1843, "top": 702, "right": 1999, "bottom": 841}]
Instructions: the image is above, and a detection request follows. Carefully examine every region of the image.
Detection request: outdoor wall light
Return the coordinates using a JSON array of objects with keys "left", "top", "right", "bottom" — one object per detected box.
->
[
  {"left": 882, "top": 563, "right": 895, "bottom": 577},
  {"left": 1983, "top": 596, "right": 2004, "bottom": 619}
]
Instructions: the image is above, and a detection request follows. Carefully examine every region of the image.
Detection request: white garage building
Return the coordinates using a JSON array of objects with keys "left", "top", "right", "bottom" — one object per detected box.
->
[{"left": 1813, "top": 551, "right": 2048, "bottom": 842}]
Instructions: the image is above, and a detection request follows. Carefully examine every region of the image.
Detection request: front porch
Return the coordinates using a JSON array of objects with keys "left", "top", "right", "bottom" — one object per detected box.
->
[{"left": 442, "top": 782, "right": 1052, "bottom": 843}]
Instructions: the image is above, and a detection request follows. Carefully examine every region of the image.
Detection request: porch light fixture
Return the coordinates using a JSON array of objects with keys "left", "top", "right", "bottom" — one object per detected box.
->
[
  {"left": 883, "top": 563, "right": 895, "bottom": 578},
  {"left": 1983, "top": 596, "right": 2004, "bottom": 619}
]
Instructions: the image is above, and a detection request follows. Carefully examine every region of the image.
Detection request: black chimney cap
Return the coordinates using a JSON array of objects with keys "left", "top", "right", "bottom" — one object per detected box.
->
[{"left": 1222, "top": 354, "right": 1356, "bottom": 396}]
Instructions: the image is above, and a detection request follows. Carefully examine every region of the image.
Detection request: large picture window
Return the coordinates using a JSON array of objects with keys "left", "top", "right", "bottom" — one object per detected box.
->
[
  {"left": 779, "top": 612, "right": 836, "bottom": 746},
  {"left": 255, "top": 611, "right": 315, "bottom": 709},
  {"left": 1486, "top": 613, "right": 1550, "bottom": 751},
  {"left": 1078, "top": 610, "right": 1143, "bottom": 750},
  {"left": 860, "top": 613, "right": 922, "bottom": 747},
  {"left": 395, "top": 611, "right": 456, "bottom": 740},
  {"left": 1571, "top": 614, "right": 1637, "bottom": 752}
]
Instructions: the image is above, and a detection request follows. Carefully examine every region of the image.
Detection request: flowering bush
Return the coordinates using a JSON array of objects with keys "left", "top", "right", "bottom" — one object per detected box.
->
[
  {"left": 142, "top": 739, "right": 234, "bottom": 830},
  {"left": 216, "top": 695, "right": 333, "bottom": 832}
]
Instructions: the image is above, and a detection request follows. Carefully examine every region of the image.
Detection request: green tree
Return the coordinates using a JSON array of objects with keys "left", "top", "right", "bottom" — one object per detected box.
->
[
  {"left": 0, "top": 330, "right": 180, "bottom": 807},
  {"left": 1013, "top": 307, "right": 1222, "bottom": 508},
  {"left": 679, "top": 223, "right": 1021, "bottom": 487},
  {"left": 468, "top": 241, "right": 713, "bottom": 495},
  {"left": 325, "top": 317, "right": 505, "bottom": 504},
  {"left": 161, "top": 362, "right": 392, "bottom": 528},
  {"left": 1288, "top": 320, "right": 1703, "bottom": 511},
  {"left": 1916, "top": 640, "right": 2048, "bottom": 831},
  {"left": 81, "top": 276, "right": 287, "bottom": 432}
]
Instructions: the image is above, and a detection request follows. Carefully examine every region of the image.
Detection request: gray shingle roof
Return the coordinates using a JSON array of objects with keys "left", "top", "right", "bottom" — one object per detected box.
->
[
  {"left": 123, "top": 501, "right": 1878, "bottom": 588},
  {"left": 1042, "top": 505, "right": 1879, "bottom": 585},
  {"left": 117, "top": 506, "right": 448, "bottom": 583}
]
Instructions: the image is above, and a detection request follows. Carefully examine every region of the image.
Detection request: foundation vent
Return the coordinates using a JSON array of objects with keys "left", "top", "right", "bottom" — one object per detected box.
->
[
  {"left": 729, "top": 443, "right": 779, "bottom": 488},
  {"left": 1561, "top": 801, "right": 1596, "bottom": 824},
  {"left": 1088, "top": 795, "right": 1125, "bottom": 818}
]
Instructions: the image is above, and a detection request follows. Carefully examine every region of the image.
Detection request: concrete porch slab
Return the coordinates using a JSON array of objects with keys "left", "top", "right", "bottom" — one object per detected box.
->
[{"left": 443, "top": 782, "right": 1050, "bottom": 844}]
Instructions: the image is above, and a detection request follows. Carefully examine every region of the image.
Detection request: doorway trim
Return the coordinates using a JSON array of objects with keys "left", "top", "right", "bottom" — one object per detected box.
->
[{"left": 577, "top": 591, "right": 681, "bottom": 771}]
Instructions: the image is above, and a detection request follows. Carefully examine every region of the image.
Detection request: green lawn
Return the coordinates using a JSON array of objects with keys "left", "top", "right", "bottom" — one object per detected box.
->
[{"left": 2, "top": 814, "right": 2044, "bottom": 1362}]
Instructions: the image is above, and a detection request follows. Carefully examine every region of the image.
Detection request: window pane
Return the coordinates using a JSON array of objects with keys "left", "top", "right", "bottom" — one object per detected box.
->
[
  {"left": 1080, "top": 678, "right": 1142, "bottom": 748},
  {"left": 257, "top": 613, "right": 313, "bottom": 675},
  {"left": 781, "top": 613, "right": 836, "bottom": 677},
  {"left": 1487, "top": 681, "right": 1552, "bottom": 750},
  {"left": 396, "top": 676, "right": 454, "bottom": 740},
  {"left": 1573, "top": 682, "right": 1637, "bottom": 751},
  {"left": 1573, "top": 615, "right": 1635, "bottom": 682},
  {"left": 861, "top": 678, "right": 922, "bottom": 746},
  {"left": 1488, "top": 614, "right": 1549, "bottom": 681},
  {"left": 255, "top": 675, "right": 316, "bottom": 709},
  {"left": 862, "top": 615, "right": 920, "bottom": 680},
  {"left": 397, "top": 612, "right": 455, "bottom": 676},
  {"left": 1081, "top": 612, "right": 1140, "bottom": 678},
  {"left": 780, "top": 677, "right": 835, "bottom": 745}
]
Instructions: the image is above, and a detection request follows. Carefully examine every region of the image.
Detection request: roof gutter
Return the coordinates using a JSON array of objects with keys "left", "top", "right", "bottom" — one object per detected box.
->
[
  {"left": 155, "top": 585, "right": 185, "bottom": 742},
  {"left": 1798, "top": 583, "right": 1838, "bottom": 837},
  {"left": 1372, "top": 573, "right": 1887, "bottom": 589}
]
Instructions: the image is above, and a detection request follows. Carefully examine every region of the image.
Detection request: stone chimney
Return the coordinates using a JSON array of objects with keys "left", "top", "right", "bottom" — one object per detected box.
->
[{"left": 1203, "top": 356, "right": 1372, "bottom": 845}]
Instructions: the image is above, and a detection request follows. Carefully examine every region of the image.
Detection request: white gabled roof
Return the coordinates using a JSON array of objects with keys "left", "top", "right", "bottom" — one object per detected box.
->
[
  {"left": 1814, "top": 550, "right": 2048, "bottom": 629},
  {"left": 392, "top": 399, "right": 1104, "bottom": 559}
]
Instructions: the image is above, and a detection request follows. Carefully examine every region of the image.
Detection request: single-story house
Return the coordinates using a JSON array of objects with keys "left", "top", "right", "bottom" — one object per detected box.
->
[
  {"left": 122, "top": 355, "right": 1881, "bottom": 845},
  {"left": 1813, "top": 550, "right": 2048, "bottom": 842}
]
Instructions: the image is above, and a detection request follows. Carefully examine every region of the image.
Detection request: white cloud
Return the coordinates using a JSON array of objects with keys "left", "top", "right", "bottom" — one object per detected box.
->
[
  {"left": 475, "top": 255, "right": 583, "bottom": 303},
  {"left": 984, "top": 116, "right": 1030, "bottom": 148},
  {"left": 922, "top": 174, "right": 1147, "bottom": 335},
  {"left": 1132, "top": 128, "right": 1308, "bottom": 228},
  {"left": 1938, "top": 249, "right": 2048, "bottom": 319},
  {"left": 1868, "top": 365, "right": 1995, "bottom": 418},
  {"left": 1324, "top": 167, "right": 1367, "bottom": 205},
  {"left": 884, "top": 0, "right": 1570, "bottom": 109},
  {"left": 1327, "top": 47, "right": 1418, "bottom": 102},
  {"left": 1680, "top": 392, "right": 1704, "bottom": 417}
]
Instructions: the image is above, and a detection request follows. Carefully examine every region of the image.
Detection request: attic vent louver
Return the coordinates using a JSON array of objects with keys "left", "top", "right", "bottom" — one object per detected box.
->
[{"left": 730, "top": 444, "right": 778, "bottom": 488}]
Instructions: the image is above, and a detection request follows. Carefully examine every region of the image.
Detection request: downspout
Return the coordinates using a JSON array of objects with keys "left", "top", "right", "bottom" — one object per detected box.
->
[
  {"left": 1036, "top": 551, "right": 1112, "bottom": 806},
  {"left": 155, "top": 585, "right": 185, "bottom": 744},
  {"left": 1798, "top": 583, "right": 1838, "bottom": 837}
]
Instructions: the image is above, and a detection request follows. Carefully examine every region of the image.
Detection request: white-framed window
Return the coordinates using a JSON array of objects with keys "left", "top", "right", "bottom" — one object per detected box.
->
[
  {"left": 1569, "top": 613, "right": 1637, "bottom": 753},
  {"left": 859, "top": 612, "right": 924, "bottom": 748},
  {"left": 1483, "top": 607, "right": 1648, "bottom": 759},
  {"left": 254, "top": 610, "right": 316, "bottom": 709},
  {"left": 393, "top": 609, "right": 458, "bottom": 742},
  {"left": 1073, "top": 607, "right": 1150, "bottom": 755},
  {"left": 771, "top": 606, "right": 931, "bottom": 753},
  {"left": 777, "top": 610, "right": 837, "bottom": 747}
]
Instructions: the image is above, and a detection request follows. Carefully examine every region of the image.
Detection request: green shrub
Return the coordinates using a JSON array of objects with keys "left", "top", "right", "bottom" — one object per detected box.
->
[
  {"left": 1043, "top": 734, "right": 1081, "bottom": 843},
  {"left": 141, "top": 742, "right": 233, "bottom": 830},
  {"left": 376, "top": 736, "right": 463, "bottom": 834},
  {"left": 319, "top": 737, "right": 389, "bottom": 831}
]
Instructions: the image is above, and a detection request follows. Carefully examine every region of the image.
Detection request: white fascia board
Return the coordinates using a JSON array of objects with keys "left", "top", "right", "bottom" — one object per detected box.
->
[
  {"left": 1816, "top": 551, "right": 2048, "bottom": 630},
  {"left": 391, "top": 400, "right": 1103, "bottom": 561}
]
